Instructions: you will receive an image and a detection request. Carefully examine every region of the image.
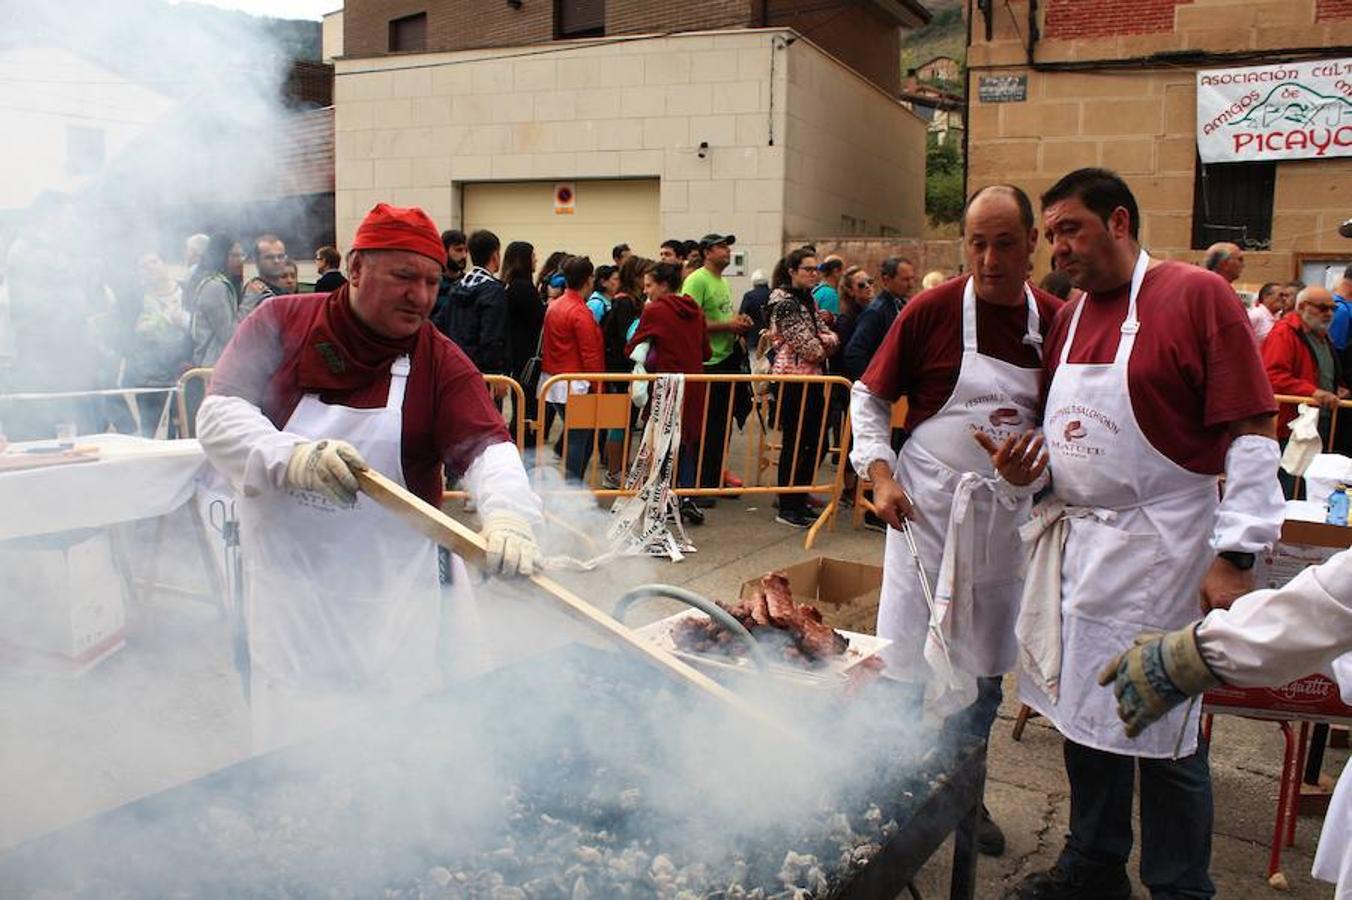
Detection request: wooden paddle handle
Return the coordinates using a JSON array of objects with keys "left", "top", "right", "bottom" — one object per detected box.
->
[
  {"left": 356, "top": 468, "right": 488, "bottom": 563},
  {"left": 353, "top": 468, "right": 787, "bottom": 733}
]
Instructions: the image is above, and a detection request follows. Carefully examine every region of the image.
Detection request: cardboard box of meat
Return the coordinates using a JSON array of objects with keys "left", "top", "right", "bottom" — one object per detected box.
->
[
  {"left": 636, "top": 571, "right": 889, "bottom": 688},
  {"left": 741, "top": 556, "right": 883, "bottom": 635}
]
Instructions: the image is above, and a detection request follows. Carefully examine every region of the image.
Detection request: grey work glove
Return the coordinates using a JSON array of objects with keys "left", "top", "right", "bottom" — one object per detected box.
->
[
  {"left": 284, "top": 439, "right": 368, "bottom": 507},
  {"left": 480, "top": 510, "right": 540, "bottom": 577},
  {"left": 1097, "top": 623, "right": 1221, "bottom": 738}
]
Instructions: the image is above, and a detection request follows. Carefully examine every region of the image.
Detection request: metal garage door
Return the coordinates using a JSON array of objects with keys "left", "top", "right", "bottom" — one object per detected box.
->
[{"left": 461, "top": 179, "right": 660, "bottom": 269}]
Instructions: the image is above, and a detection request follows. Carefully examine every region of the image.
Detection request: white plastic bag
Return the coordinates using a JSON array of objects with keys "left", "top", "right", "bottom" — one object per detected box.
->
[{"left": 1280, "top": 404, "right": 1322, "bottom": 476}]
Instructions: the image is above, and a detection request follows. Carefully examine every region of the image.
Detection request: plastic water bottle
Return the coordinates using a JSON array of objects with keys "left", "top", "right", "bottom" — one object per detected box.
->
[{"left": 1328, "top": 484, "right": 1350, "bottom": 527}]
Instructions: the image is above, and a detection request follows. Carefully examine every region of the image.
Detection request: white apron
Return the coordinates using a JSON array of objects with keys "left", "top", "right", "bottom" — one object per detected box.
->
[
  {"left": 1313, "top": 654, "right": 1352, "bottom": 895},
  {"left": 1019, "top": 252, "right": 1218, "bottom": 758},
  {"left": 878, "top": 277, "right": 1042, "bottom": 692},
  {"left": 240, "top": 356, "right": 472, "bottom": 753}
]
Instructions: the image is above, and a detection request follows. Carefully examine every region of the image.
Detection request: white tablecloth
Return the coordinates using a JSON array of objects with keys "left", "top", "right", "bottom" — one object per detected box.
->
[{"left": 0, "top": 433, "right": 206, "bottom": 541}]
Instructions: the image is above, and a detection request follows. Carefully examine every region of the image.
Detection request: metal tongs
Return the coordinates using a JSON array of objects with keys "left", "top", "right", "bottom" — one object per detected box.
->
[{"left": 898, "top": 516, "right": 956, "bottom": 674}]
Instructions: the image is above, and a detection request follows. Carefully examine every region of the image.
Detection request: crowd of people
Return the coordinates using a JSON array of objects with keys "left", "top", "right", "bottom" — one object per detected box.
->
[
  {"left": 5, "top": 175, "right": 1350, "bottom": 896},
  {"left": 330, "top": 224, "right": 949, "bottom": 530},
  {"left": 0, "top": 195, "right": 352, "bottom": 441}
]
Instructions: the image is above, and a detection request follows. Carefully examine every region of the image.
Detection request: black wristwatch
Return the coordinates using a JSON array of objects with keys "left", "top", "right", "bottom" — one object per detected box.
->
[{"left": 1218, "top": 550, "right": 1256, "bottom": 571}]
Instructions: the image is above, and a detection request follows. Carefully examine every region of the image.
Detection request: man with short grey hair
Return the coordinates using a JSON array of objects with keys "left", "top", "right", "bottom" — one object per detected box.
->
[
  {"left": 1202, "top": 241, "right": 1244, "bottom": 285},
  {"left": 183, "top": 233, "right": 209, "bottom": 287}
]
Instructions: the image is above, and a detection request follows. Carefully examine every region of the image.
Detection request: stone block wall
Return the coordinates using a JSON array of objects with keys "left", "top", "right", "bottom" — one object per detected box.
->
[{"left": 966, "top": 0, "right": 1352, "bottom": 283}]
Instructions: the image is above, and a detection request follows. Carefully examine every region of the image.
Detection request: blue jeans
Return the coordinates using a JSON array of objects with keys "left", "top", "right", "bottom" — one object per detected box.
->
[{"left": 1059, "top": 738, "right": 1215, "bottom": 899}]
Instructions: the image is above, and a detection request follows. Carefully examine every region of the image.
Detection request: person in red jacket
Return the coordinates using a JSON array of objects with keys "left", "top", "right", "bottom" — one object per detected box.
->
[
  {"left": 539, "top": 255, "right": 605, "bottom": 480},
  {"left": 1261, "top": 286, "right": 1347, "bottom": 439},
  {"left": 627, "top": 260, "right": 712, "bottom": 519}
]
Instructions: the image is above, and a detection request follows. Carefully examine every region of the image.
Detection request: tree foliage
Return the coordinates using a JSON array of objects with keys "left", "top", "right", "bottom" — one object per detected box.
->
[{"left": 925, "top": 133, "right": 965, "bottom": 227}]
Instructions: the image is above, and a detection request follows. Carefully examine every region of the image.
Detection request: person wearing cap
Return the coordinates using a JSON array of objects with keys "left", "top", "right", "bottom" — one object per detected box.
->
[
  {"left": 682, "top": 233, "right": 753, "bottom": 499},
  {"left": 196, "top": 203, "right": 543, "bottom": 752}
]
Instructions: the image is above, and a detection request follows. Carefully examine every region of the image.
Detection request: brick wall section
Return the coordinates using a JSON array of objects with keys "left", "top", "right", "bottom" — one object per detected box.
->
[
  {"left": 344, "top": 0, "right": 746, "bottom": 57},
  {"left": 345, "top": 0, "right": 553, "bottom": 57},
  {"left": 606, "top": 0, "right": 749, "bottom": 36},
  {"left": 769, "top": 0, "right": 901, "bottom": 94},
  {"left": 1043, "top": 0, "right": 1195, "bottom": 38},
  {"left": 965, "top": 0, "right": 1352, "bottom": 284},
  {"left": 783, "top": 237, "right": 962, "bottom": 280},
  {"left": 1044, "top": 0, "right": 1192, "bottom": 39},
  {"left": 342, "top": 0, "right": 900, "bottom": 94}
]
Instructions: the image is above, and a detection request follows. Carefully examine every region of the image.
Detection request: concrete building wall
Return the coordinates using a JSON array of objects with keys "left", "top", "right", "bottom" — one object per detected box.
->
[
  {"left": 333, "top": 30, "right": 789, "bottom": 293},
  {"left": 333, "top": 28, "right": 925, "bottom": 294},
  {"left": 322, "top": 9, "right": 344, "bottom": 62},
  {"left": 965, "top": 0, "right": 1352, "bottom": 284},
  {"left": 782, "top": 38, "right": 927, "bottom": 241}
]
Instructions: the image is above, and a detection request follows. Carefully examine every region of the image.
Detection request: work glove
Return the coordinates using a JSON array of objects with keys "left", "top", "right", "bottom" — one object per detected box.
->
[
  {"left": 1096, "top": 623, "right": 1220, "bottom": 738},
  {"left": 480, "top": 510, "right": 540, "bottom": 577},
  {"left": 284, "top": 439, "right": 368, "bottom": 507}
]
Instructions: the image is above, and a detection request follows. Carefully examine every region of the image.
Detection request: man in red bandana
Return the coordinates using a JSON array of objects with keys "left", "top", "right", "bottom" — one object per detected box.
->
[{"left": 197, "top": 203, "right": 541, "bottom": 751}]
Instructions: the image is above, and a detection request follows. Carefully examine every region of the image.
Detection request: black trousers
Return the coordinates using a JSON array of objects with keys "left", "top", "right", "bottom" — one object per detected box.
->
[
  {"left": 777, "top": 381, "right": 827, "bottom": 511},
  {"left": 697, "top": 355, "right": 741, "bottom": 488}
]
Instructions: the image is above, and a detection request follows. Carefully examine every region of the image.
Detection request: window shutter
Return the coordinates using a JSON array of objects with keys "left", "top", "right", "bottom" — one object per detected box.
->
[{"left": 558, "top": 0, "right": 605, "bottom": 37}]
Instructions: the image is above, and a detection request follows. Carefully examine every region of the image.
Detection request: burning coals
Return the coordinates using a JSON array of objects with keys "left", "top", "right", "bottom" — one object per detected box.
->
[
  {"left": 0, "top": 649, "right": 958, "bottom": 900},
  {"left": 391, "top": 775, "right": 913, "bottom": 900}
]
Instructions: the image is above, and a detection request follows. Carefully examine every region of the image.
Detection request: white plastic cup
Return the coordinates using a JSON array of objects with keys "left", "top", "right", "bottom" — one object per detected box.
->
[{"left": 55, "top": 422, "right": 77, "bottom": 449}]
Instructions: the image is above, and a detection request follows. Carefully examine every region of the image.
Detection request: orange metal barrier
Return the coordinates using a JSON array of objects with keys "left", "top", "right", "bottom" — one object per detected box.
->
[
  {"left": 1273, "top": 393, "right": 1349, "bottom": 449},
  {"left": 532, "top": 372, "right": 853, "bottom": 549},
  {"left": 441, "top": 374, "right": 528, "bottom": 504},
  {"left": 1273, "top": 393, "right": 1352, "bottom": 501},
  {"left": 176, "top": 368, "right": 214, "bottom": 438},
  {"left": 173, "top": 366, "right": 525, "bottom": 473}
]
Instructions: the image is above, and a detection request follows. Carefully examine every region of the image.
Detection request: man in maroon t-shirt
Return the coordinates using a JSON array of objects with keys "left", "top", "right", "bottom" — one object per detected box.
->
[
  {"left": 197, "top": 203, "right": 543, "bottom": 749},
  {"left": 994, "top": 170, "right": 1284, "bottom": 900},
  {"left": 851, "top": 184, "right": 1062, "bottom": 858}
]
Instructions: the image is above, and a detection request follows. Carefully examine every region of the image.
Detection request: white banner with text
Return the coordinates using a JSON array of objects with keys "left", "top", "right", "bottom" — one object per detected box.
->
[{"left": 1196, "top": 59, "right": 1352, "bottom": 163}]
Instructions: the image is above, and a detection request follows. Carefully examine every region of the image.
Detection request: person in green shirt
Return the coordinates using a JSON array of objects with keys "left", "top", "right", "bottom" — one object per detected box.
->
[{"left": 681, "top": 233, "right": 753, "bottom": 498}]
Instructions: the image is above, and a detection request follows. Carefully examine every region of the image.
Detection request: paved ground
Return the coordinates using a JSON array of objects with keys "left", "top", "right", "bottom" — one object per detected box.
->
[{"left": 0, "top": 477, "right": 1343, "bottom": 898}]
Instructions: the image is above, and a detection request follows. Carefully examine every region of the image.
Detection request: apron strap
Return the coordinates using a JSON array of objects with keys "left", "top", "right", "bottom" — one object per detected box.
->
[
  {"left": 1114, "top": 249, "right": 1150, "bottom": 367},
  {"left": 387, "top": 355, "right": 411, "bottom": 411},
  {"left": 1023, "top": 283, "right": 1043, "bottom": 358},
  {"left": 964, "top": 276, "right": 1043, "bottom": 360},
  {"left": 1058, "top": 249, "right": 1151, "bottom": 368},
  {"left": 960, "top": 276, "right": 979, "bottom": 354}
]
